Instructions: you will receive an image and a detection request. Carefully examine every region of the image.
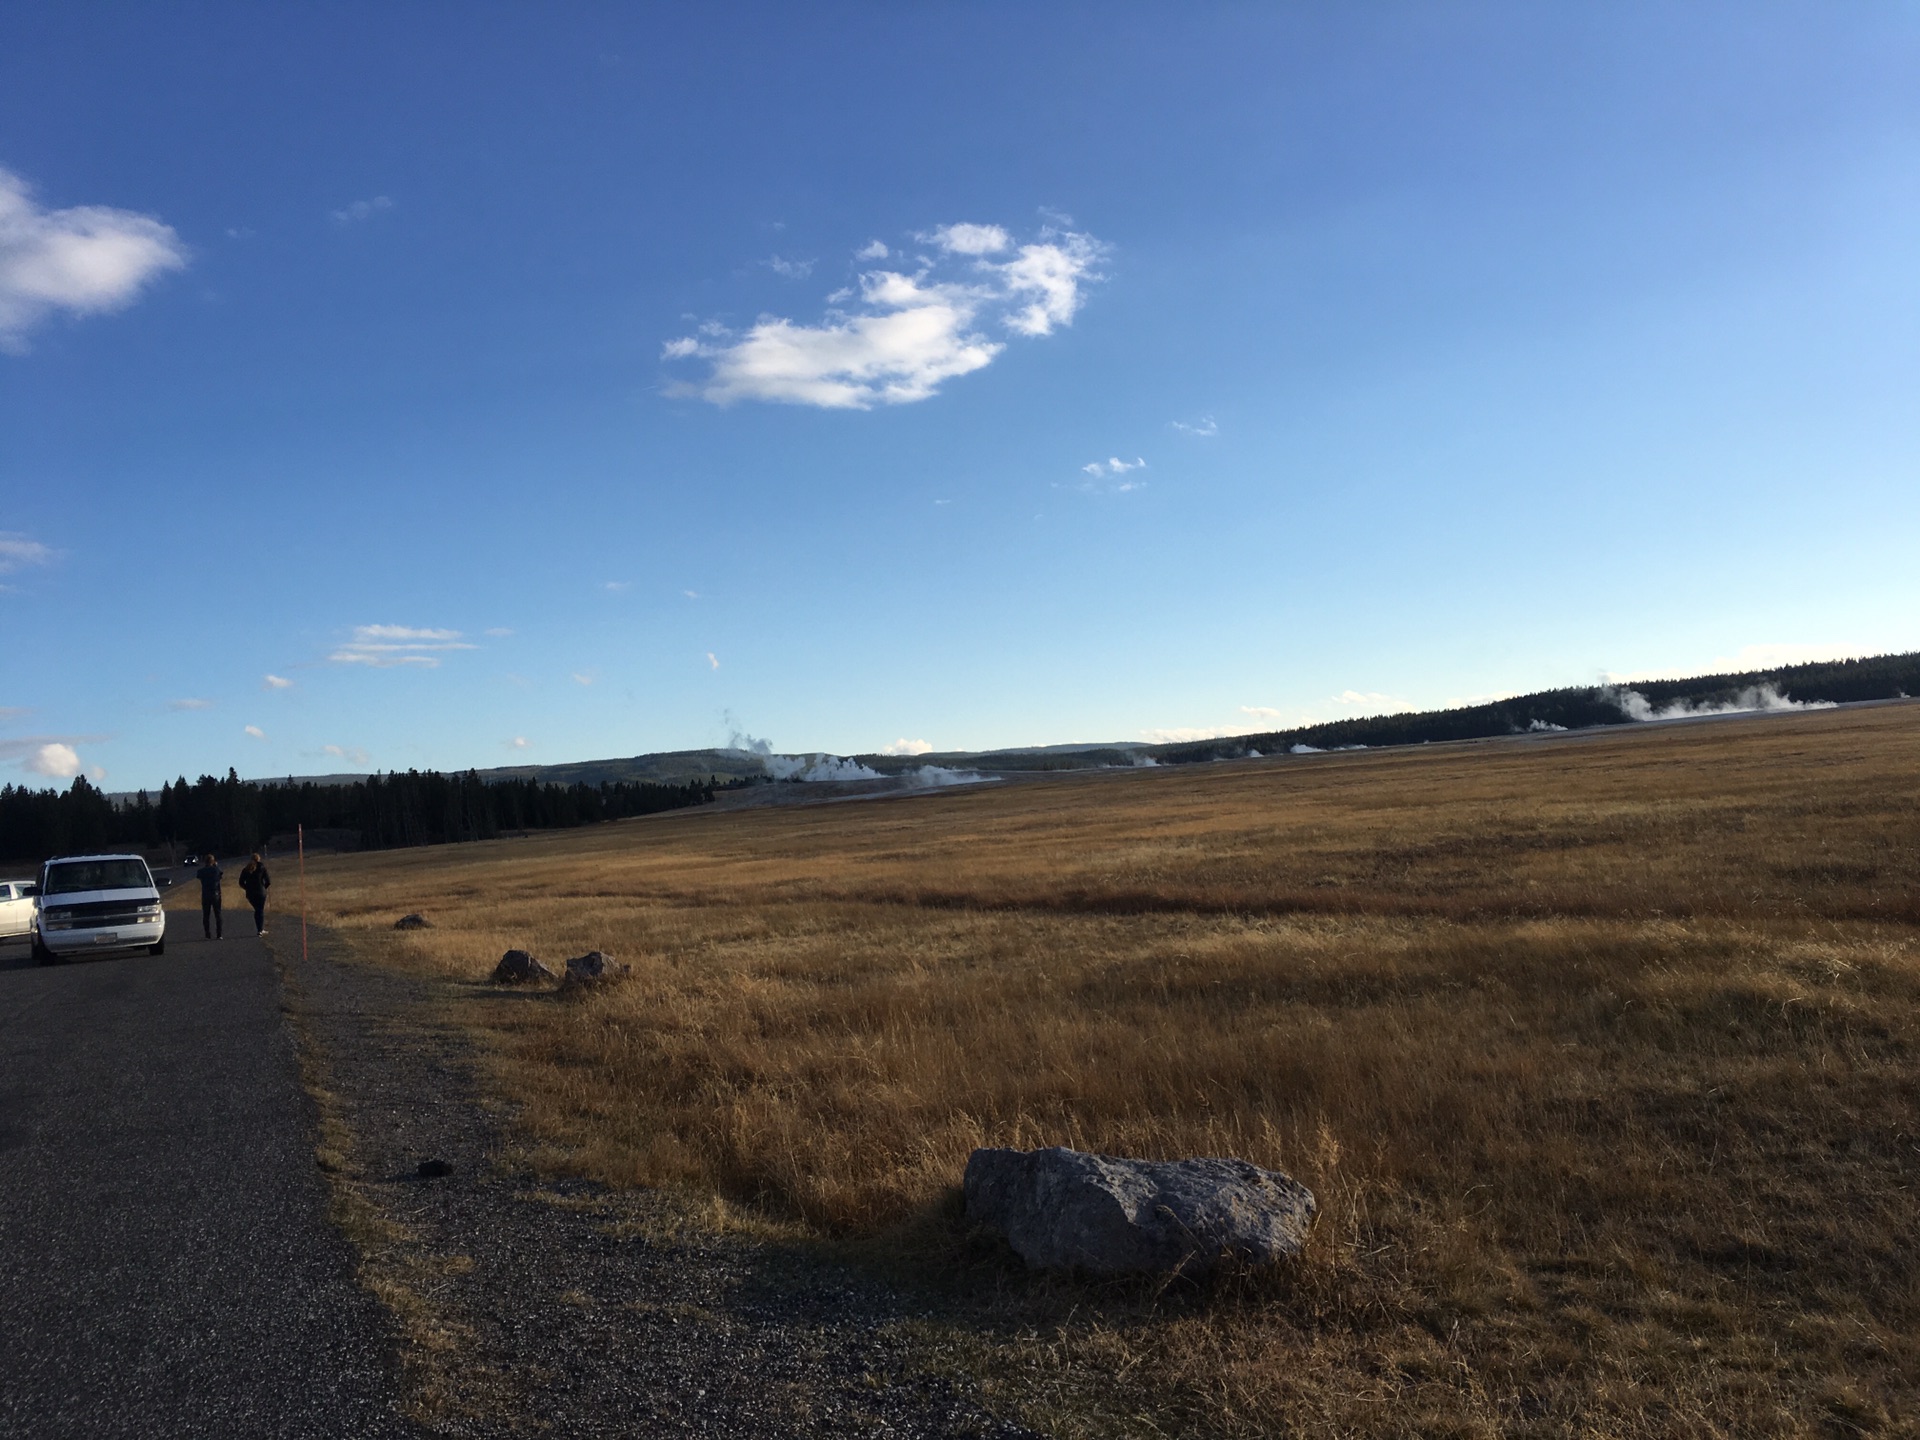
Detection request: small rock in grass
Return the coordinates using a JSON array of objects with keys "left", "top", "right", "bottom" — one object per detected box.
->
[
  {"left": 491, "top": 948, "right": 556, "bottom": 985},
  {"left": 394, "top": 913, "right": 431, "bottom": 930},
  {"left": 964, "top": 1145, "right": 1316, "bottom": 1278},
  {"left": 560, "top": 950, "right": 626, "bottom": 990},
  {"left": 417, "top": 1158, "right": 454, "bottom": 1178}
]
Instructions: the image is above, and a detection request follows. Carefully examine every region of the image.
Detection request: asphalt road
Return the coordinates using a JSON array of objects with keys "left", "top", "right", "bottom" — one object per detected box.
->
[{"left": 0, "top": 919, "right": 416, "bottom": 1438}]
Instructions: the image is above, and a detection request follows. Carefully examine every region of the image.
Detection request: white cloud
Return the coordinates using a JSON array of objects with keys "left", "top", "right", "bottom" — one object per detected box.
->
[
  {"left": 24, "top": 741, "right": 81, "bottom": 777},
  {"left": 682, "top": 589, "right": 699, "bottom": 599},
  {"left": 0, "top": 533, "right": 56, "bottom": 572},
  {"left": 1082, "top": 456, "right": 1146, "bottom": 478},
  {"left": 571, "top": 671, "right": 595, "bottom": 686},
  {"left": 329, "top": 624, "right": 475, "bottom": 668},
  {"left": 0, "top": 167, "right": 187, "bottom": 350},
  {"left": 1140, "top": 726, "right": 1236, "bottom": 743},
  {"left": 1240, "top": 705, "right": 1284, "bottom": 720},
  {"left": 602, "top": 580, "right": 631, "bottom": 593},
  {"left": 484, "top": 626, "right": 514, "bottom": 637},
  {"left": 855, "top": 240, "right": 890, "bottom": 261},
  {"left": 926, "top": 223, "right": 1010, "bottom": 256},
  {"left": 168, "top": 698, "right": 211, "bottom": 712},
  {"left": 999, "top": 231, "right": 1101, "bottom": 336},
  {"left": 664, "top": 221, "right": 1104, "bottom": 410},
  {"left": 1172, "top": 415, "right": 1219, "bottom": 438},
  {"left": 766, "top": 255, "right": 814, "bottom": 278},
  {"left": 508, "top": 736, "right": 531, "bottom": 750},
  {"left": 87, "top": 764, "right": 107, "bottom": 782},
  {"left": 881, "top": 738, "right": 933, "bottom": 756},
  {"left": 706, "top": 652, "right": 720, "bottom": 670},
  {"left": 331, "top": 195, "right": 392, "bottom": 225},
  {"left": 1333, "top": 690, "right": 1403, "bottom": 709},
  {"left": 262, "top": 673, "right": 294, "bottom": 690},
  {"left": 320, "top": 743, "right": 371, "bottom": 766},
  {"left": 244, "top": 724, "right": 266, "bottom": 739}
]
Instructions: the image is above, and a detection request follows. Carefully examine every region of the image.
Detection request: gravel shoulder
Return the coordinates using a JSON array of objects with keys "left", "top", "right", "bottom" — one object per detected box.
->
[{"left": 281, "top": 925, "right": 1039, "bottom": 1439}]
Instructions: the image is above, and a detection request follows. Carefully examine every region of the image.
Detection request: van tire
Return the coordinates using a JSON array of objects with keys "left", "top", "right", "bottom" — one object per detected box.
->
[
  {"left": 32, "top": 935, "right": 57, "bottom": 966},
  {"left": 149, "top": 939, "right": 166, "bottom": 956}
]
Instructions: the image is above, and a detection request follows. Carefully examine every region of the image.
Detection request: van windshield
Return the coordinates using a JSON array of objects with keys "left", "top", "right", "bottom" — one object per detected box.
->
[{"left": 44, "top": 860, "right": 152, "bottom": 894}]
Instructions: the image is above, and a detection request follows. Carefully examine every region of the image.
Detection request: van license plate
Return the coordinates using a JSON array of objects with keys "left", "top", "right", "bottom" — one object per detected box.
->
[{"left": 93, "top": 933, "right": 119, "bottom": 944}]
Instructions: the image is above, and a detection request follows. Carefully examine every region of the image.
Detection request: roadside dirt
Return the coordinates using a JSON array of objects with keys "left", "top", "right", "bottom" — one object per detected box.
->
[{"left": 280, "top": 926, "right": 1037, "bottom": 1439}]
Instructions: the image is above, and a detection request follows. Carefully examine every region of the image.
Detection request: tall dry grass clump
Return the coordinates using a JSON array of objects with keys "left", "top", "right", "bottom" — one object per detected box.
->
[{"left": 303, "top": 705, "right": 1920, "bottom": 1436}]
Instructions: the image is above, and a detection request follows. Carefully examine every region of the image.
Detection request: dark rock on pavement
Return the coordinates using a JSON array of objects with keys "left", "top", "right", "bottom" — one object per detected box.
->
[{"left": 964, "top": 1146, "right": 1316, "bottom": 1277}]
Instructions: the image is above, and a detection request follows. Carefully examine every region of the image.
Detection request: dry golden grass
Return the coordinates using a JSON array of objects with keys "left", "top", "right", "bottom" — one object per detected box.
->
[{"left": 299, "top": 704, "right": 1920, "bottom": 1437}]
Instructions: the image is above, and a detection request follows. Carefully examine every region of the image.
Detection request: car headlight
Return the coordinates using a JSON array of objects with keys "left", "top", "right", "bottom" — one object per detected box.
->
[{"left": 137, "top": 904, "right": 163, "bottom": 918}]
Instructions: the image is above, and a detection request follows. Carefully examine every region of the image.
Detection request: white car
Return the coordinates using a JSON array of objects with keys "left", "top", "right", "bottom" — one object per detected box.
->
[
  {"left": 32, "top": 854, "right": 167, "bottom": 964},
  {"left": 0, "top": 880, "right": 38, "bottom": 940}
]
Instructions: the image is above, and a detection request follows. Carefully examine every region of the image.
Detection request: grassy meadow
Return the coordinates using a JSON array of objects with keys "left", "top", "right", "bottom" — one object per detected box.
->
[{"left": 296, "top": 704, "right": 1920, "bottom": 1437}]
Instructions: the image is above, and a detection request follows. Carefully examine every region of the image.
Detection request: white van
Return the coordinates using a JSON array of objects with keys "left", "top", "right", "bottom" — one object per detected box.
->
[{"left": 32, "top": 854, "right": 167, "bottom": 964}]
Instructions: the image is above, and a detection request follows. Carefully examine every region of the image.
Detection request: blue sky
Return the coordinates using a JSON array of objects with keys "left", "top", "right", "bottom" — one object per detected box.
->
[{"left": 3, "top": 3, "right": 1919, "bottom": 790}]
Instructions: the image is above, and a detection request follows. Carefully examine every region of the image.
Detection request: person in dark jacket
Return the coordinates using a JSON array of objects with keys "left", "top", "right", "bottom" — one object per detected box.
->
[
  {"left": 196, "top": 855, "right": 223, "bottom": 939},
  {"left": 239, "top": 853, "right": 272, "bottom": 936}
]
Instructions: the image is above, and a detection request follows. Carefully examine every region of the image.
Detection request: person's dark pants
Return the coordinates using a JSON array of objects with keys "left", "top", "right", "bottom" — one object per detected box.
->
[
  {"left": 250, "top": 898, "right": 266, "bottom": 933},
  {"left": 203, "top": 896, "right": 222, "bottom": 939}
]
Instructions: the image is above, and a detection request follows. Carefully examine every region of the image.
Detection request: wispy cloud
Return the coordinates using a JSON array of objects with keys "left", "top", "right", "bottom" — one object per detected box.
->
[
  {"left": 706, "top": 652, "right": 721, "bottom": 671},
  {"left": 602, "top": 580, "right": 631, "bottom": 593},
  {"left": 320, "top": 743, "right": 371, "bottom": 767},
  {"left": 262, "top": 673, "right": 293, "bottom": 690},
  {"left": 571, "top": 671, "right": 595, "bottom": 686},
  {"left": 1172, "top": 415, "right": 1219, "bottom": 437},
  {"left": 1333, "top": 689, "right": 1403, "bottom": 710},
  {"left": 244, "top": 724, "right": 265, "bottom": 739},
  {"left": 1240, "top": 705, "right": 1284, "bottom": 720},
  {"left": 854, "top": 240, "right": 890, "bottom": 261},
  {"left": 507, "top": 736, "right": 531, "bottom": 750},
  {"left": 168, "top": 698, "right": 212, "bottom": 712},
  {"left": 0, "top": 167, "right": 187, "bottom": 351},
  {"left": 331, "top": 195, "right": 392, "bottom": 225},
  {"left": 765, "top": 255, "right": 814, "bottom": 278},
  {"left": 1140, "top": 726, "right": 1236, "bottom": 744},
  {"left": 880, "top": 738, "right": 933, "bottom": 756},
  {"left": 682, "top": 589, "right": 699, "bottom": 600},
  {"left": 484, "top": 626, "right": 514, "bottom": 638},
  {"left": 330, "top": 624, "right": 475, "bottom": 668},
  {"left": 1081, "top": 456, "right": 1145, "bottom": 478},
  {"left": 663, "top": 221, "right": 1104, "bottom": 409},
  {"left": 0, "top": 533, "right": 56, "bottom": 573}
]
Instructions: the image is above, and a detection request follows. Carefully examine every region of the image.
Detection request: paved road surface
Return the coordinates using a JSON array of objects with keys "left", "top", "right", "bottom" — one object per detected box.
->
[{"left": 0, "top": 921, "right": 415, "bottom": 1438}]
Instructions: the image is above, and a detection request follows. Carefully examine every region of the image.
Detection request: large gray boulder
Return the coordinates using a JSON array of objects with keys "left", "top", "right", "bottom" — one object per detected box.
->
[
  {"left": 490, "top": 949, "right": 555, "bottom": 985},
  {"left": 964, "top": 1146, "right": 1316, "bottom": 1277}
]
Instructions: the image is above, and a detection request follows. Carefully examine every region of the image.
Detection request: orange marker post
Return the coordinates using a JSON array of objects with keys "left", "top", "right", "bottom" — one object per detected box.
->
[{"left": 298, "top": 823, "right": 308, "bottom": 964}]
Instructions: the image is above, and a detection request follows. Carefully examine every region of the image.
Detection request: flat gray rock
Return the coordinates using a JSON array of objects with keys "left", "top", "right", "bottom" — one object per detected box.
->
[{"left": 964, "top": 1146, "right": 1316, "bottom": 1277}]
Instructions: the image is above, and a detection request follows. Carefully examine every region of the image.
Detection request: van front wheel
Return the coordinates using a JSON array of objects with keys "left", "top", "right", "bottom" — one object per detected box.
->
[
  {"left": 32, "top": 935, "right": 57, "bottom": 966},
  {"left": 149, "top": 939, "right": 166, "bottom": 956}
]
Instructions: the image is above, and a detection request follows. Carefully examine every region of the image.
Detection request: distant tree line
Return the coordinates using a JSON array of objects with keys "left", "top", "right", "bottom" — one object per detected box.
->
[
  {"left": 0, "top": 767, "right": 720, "bottom": 864},
  {"left": 1150, "top": 652, "right": 1920, "bottom": 765}
]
